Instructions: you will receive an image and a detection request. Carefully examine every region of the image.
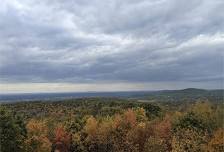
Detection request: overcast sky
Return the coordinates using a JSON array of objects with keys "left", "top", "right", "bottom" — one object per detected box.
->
[{"left": 0, "top": 0, "right": 223, "bottom": 93}]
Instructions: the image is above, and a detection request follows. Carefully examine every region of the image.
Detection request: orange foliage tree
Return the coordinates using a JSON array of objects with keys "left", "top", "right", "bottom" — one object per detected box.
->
[
  {"left": 52, "top": 126, "right": 72, "bottom": 152},
  {"left": 207, "top": 128, "right": 224, "bottom": 152}
]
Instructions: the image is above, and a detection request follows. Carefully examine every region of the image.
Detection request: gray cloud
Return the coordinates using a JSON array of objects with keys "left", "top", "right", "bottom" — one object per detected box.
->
[{"left": 0, "top": 0, "right": 223, "bottom": 89}]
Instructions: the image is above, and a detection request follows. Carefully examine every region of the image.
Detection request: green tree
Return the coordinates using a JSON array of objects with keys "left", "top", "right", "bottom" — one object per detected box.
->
[
  {"left": 0, "top": 107, "right": 27, "bottom": 152},
  {"left": 172, "top": 108, "right": 211, "bottom": 152}
]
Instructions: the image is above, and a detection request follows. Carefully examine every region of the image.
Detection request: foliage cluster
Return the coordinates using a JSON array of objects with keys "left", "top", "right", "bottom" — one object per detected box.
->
[{"left": 0, "top": 98, "right": 223, "bottom": 152}]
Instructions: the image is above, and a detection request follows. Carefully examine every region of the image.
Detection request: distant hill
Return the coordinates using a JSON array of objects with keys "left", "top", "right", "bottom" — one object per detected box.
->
[
  {"left": 134, "top": 88, "right": 224, "bottom": 103},
  {"left": 0, "top": 88, "right": 223, "bottom": 103}
]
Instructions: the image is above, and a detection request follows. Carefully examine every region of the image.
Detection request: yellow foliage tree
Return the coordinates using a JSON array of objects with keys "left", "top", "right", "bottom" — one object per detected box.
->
[
  {"left": 207, "top": 128, "right": 224, "bottom": 152},
  {"left": 25, "top": 119, "right": 52, "bottom": 152},
  {"left": 172, "top": 128, "right": 208, "bottom": 152},
  {"left": 84, "top": 116, "right": 98, "bottom": 139}
]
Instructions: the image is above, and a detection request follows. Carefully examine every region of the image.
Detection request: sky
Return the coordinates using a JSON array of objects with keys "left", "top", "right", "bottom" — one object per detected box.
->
[{"left": 0, "top": 0, "right": 223, "bottom": 93}]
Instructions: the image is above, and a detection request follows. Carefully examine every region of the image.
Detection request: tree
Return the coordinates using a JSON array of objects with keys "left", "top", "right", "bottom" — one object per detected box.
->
[
  {"left": 207, "top": 128, "right": 224, "bottom": 152},
  {"left": 25, "top": 119, "right": 52, "bottom": 152},
  {"left": 84, "top": 116, "right": 98, "bottom": 139},
  {"left": 144, "top": 136, "right": 168, "bottom": 152},
  {"left": 0, "top": 107, "right": 27, "bottom": 152},
  {"left": 123, "top": 109, "right": 137, "bottom": 128},
  {"left": 172, "top": 128, "right": 209, "bottom": 152},
  {"left": 52, "top": 126, "right": 72, "bottom": 152},
  {"left": 190, "top": 102, "right": 216, "bottom": 133},
  {"left": 84, "top": 116, "right": 100, "bottom": 152},
  {"left": 172, "top": 111, "right": 210, "bottom": 152},
  {"left": 173, "top": 112, "right": 207, "bottom": 132}
]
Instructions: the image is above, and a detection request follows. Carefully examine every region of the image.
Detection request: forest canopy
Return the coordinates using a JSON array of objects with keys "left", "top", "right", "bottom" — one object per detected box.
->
[{"left": 0, "top": 95, "right": 223, "bottom": 152}]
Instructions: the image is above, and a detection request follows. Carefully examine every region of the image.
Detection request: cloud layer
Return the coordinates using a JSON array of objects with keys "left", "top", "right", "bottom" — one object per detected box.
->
[{"left": 0, "top": 0, "right": 223, "bottom": 91}]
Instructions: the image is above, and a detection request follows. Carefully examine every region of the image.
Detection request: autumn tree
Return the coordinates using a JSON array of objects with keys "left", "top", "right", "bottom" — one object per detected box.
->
[
  {"left": 207, "top": 128, "right": 224, "bottom": 152},
  {"left": 52, "top": 126, "right": 72, "bottom": 152},
  {"left": 84, "top": 116, "right": 100, "bottom": 151},
  {"left": 172, "top": 110, "right": 210, "bottom": 152},
  {"left": 190, "top": 101, "right": 217, "bottom": 133},
  {"left": 25, "top": 119, "right": 52, "bottom": 152},
  {"left": 172, "top": 128, "right": 209, "bottom": 152}
]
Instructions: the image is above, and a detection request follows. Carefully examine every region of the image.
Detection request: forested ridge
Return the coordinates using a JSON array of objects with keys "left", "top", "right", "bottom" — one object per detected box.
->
[{"left": 0, "top": 96, "right": 223, "bottom": 152}]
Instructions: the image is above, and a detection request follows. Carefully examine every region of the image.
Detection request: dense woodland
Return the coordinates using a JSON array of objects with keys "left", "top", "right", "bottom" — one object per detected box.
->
[{"left": 0, "top": 90, "right": 224, "bottom": 152}]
